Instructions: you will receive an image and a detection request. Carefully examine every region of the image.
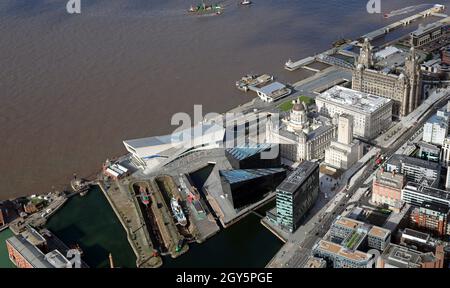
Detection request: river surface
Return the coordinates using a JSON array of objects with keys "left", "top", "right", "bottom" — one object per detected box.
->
[{"left": 0, "top": 0, "right": 433, "bottom": 199}]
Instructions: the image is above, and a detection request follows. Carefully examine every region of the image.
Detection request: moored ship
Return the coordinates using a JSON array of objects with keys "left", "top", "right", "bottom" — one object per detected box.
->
[{"left": 171, "top": 198, "right": 188, "bottom": 226}]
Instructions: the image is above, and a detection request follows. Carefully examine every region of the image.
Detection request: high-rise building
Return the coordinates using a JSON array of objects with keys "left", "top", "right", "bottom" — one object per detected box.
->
[
  {"left": 275, "top": 161, "right": 319, "bottom": 233},
  {"left": 316, "top": 86, "right": 392, "bottom": 139},
  {"left": 422, "top": 107, "right": 450, "bottom": 146},
  {"left": 337, "top": 114, "right": 353, "bottom": 145},
  {"left": 324, "top": 114, "right": 363, "bottom": 169},
  {"left": 372, "top": 169, "right": 406, "bottom": 212},
  {"left": 352, "top": 39, "right": 421, "bottom": 117},
  {"left": 219, "top": 168, "right": 286, "bottom": 210}
]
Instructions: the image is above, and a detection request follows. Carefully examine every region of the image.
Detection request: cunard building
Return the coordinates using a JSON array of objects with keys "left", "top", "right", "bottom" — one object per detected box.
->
[{"left": 352, "top": 38, "right": 422, "bottom": 117}]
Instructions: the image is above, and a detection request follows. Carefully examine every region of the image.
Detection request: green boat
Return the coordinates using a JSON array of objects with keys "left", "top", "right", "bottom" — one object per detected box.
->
[{"left": 188, "top": 2, "right": 223, "bottom": 15}]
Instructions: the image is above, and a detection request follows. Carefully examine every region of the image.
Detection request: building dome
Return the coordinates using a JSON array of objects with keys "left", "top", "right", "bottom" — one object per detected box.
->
[{"left": 292, "top": 100, "right": 304, "bottom": 111}]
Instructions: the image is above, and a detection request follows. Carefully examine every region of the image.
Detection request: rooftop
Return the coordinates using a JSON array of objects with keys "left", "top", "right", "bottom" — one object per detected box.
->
[
  {"left": 256, "top": 82, "right": 286, "bottom": 95},
  {"left": 276, "top": 161, "right": 318, "bottom": 194},
  {"left": 225, "top": 143, "right": 273, "bottom": 161},
  {"left": 368, "top": 226, "right": 391, "bottom": 240},
  {"left": 220, "top": 168, "right": 285, "bottom": 185},
  {"left": 381, "top": 243, "right": 436, "bottom": 268},
  {"left": 387, "top": 154, "right": 440, "bottom": 172},
  {"left": 124, "top": 123, "right": 225, "bottom": 150},
  {"left": 403, "top": 182, "right": 450, "bottom": 203},
  {"left": 317, "top": 86, "right": 391, "bottom": 114},
  {"left": 411, "top": 22, "right": 443, "bottom": 37},
  {"left": 6, "top": 235, "right": 53, "bottom": 268},
  {"left": 417, "top": 141, "right": 440, "bottom": 153},
  {"left": 374, "top": 170, "right": 405, "bottom": 190},
  {"left": 402, "top": 228, "right": 430, "bottom": 242},
  {"left": 420, "top": 200, "right": 450, "bottom": 214},
  {"left": 315, "top": 240, "right": 370, "bottom": 262},
  {"left": 334, "top": 216, "right": 362, "bottom": 230}
]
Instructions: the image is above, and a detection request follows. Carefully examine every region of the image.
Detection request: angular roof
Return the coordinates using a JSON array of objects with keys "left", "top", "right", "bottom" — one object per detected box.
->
[
  {"left": 225, "top": 143, "right": 273, "bottom": 161},
  {"left": 220, "top": 168, "right": 285, "bottom": 185}
]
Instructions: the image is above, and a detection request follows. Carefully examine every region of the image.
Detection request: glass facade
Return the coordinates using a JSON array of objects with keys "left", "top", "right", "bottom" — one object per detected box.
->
[{"left": 220, "top": 168, "right": 286, "bottom": 209}]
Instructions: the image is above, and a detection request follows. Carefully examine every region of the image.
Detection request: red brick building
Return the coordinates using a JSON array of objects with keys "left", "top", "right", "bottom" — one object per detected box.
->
[
  {"left": 372, "top": 169, "right": 405, "bottom": 212},
  {"left": 410, "top": 201, "right": 449, "bottom": 237}
]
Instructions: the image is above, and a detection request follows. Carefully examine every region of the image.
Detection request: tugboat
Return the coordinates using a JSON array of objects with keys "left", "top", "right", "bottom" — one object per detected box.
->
[
  {"left": 240, "top": 0, "right": 252, "bottom": 5},
  {"left": 171, "top": 198, "right": 188, "bottom": 227},
  {"left": 189, "top": 1, "right": 223, "bottom": 16}
]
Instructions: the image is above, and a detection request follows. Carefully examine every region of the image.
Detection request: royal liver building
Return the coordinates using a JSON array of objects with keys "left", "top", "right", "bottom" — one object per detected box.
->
[{"left": 352, "top": 38, "right": 422, "bottom": 117}]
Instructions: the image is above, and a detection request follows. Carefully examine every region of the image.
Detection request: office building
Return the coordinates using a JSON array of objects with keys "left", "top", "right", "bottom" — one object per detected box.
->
[
  {"left": 377, "top": 243, "right": 444, "bottom": 268},
  {"left": 219, "top": 168, "right": 286, "bottom": 210},
  {"left": 352, "top": 39, "right": 421, "bottom": 117},
  {"left": 422, "top": 107, "right": 450, "bottom": 146},
  {"left": 372, "top": 169, "right": 406, "bottom": 212},
  {"left": 324, "top": 114, "right": 363, "bottom": 169},
  {"left": 410, "top": 22, "right": 444, "bottom": 48},
  {"left": 330, "top": 216, "right": 391, "bottom": 251},
  {"left": 417, "top": 141, "right": 440, "bottom": 162},
  {"left": 266, "top": 100, "right": 336, "bottom": 162},
  {"left": 402, "top": 182, "right": 450, "bottom": 208},
  {"left": 225, "top": 143, "right": 280, "bottom": 170},
  {"left": 316, "top": 86, "right": 392, "bottom": 139},
  {"left": 386, "top": 154, "right": 441, "bottom": 187},
  {"left": 312, "top": 240, "right": 372, "bottom": 268},
  {"left": 410, "top": 201, "right": 450, "bottom": 237},
  {"left": 312, "top": 216, "right": 391, "bottom": 268},
  {"left": 275, "top": 161, "right": 319, "bottom": 232}
]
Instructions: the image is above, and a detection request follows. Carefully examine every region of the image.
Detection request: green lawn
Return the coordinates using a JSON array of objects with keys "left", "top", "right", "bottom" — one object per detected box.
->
[{"left": 278, "top": 96, "right": 315, "bottom": 112}]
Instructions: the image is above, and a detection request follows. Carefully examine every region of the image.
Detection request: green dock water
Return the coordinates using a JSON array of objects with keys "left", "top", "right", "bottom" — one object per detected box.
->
[
  {"left": 46, "top": 186, "right": 136, "bottom": 268},
  {"left": 0, "top": 229, "right": 15, "bottom": 268},
  {"left": 0, "top": 181, "right": 282, "bottom": 268}
]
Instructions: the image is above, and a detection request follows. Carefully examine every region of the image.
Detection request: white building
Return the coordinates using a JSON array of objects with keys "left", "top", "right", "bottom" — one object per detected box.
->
[
  {"left": 267, "top": 99, "right": 336, "bottom": 162},
  {"left": 316, "top": 86, "right": 392, "bottom": 139},
  {"left": 446, "top": 169, "right": 450, "bottom": 191},
  {"left": 422, "top": 107, "right": 450, "bottom": 146},
  {"left": 441, "top": 137, "right": 450, "bottom": 165},
  {"left": 250, "top": 82, "right": 291, "bottom": 103},
  {"left": 324, "top": 114, "right": 363, "bottom": 169},
  {"left": 123, "top": 123, "right": 225, "bottom": 172}
]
